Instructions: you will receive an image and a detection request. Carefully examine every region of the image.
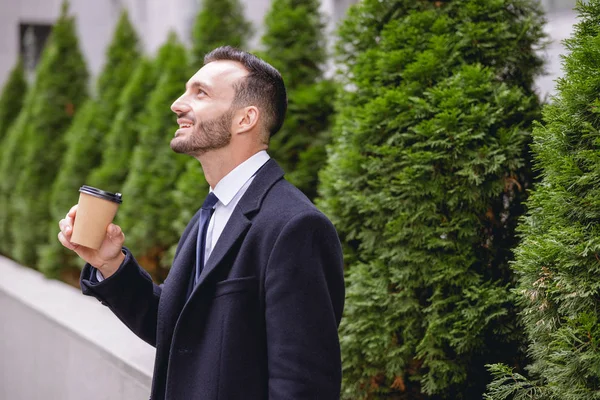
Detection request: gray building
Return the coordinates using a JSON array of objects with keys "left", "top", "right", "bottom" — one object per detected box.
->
[
  {"left": 538, "top": 0, "right": 579, "bottom": 99},
  {"left": 0, "top": 0, "right": 580, "bottom": 98},
  {"left": 0, "top": 0, "right": 355, "bottom": 89}
]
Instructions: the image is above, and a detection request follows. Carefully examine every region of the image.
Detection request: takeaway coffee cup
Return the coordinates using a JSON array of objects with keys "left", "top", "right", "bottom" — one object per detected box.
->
[{"left": 70, "top": 185, "right": 123, "bottom": 250}]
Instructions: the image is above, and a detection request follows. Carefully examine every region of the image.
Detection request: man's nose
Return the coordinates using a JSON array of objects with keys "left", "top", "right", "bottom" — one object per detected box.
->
[{"left": 171, "top": 96, "right": 191, "bottom": 115}]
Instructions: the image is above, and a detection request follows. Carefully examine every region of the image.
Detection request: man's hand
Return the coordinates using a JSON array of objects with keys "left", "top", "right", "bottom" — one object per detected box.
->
[{"left": 58, "top": 204, "right": 126, "bottom": 279}]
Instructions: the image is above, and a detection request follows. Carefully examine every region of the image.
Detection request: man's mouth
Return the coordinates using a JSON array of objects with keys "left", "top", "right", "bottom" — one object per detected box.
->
[{"left": 177, "top": 118, "right": 194, "bottom": 129}]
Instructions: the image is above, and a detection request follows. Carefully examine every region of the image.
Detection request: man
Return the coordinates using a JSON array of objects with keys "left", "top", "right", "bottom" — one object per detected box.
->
[{"left": 57, "top": 46, "right": 345, "bottom": 399}]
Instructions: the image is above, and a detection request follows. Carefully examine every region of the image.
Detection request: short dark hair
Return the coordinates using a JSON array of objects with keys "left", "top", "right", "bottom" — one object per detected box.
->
[{"left": 204, "top": 46, "right": 287, "bottom": 138}]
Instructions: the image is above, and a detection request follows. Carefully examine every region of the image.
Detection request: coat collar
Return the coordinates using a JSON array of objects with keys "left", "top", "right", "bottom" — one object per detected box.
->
[{"left": 236, "top": 158, "right": 284, "bottom": 216}]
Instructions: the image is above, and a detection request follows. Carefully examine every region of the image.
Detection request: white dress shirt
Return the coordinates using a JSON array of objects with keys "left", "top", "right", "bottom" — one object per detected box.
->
[
  {"left": 95, "top": 150, "right": 270, "bottom": 282},
  {"left": 203, "top": 150, "right": 269, "bottom": 265}
]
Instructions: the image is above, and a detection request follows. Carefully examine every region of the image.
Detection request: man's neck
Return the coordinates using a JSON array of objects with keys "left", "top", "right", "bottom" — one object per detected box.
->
[{"left": 197, "top": 146, "right": 265, "bottom": 188}]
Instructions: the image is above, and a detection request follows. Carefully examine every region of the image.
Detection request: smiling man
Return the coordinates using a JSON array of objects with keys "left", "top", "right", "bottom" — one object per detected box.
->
[{"left": 57, "top": 46, "right": 345, "bottom": 399}]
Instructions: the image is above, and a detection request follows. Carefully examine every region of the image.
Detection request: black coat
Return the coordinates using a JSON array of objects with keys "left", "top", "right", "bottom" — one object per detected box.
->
[{"left": 80, "top": 160, "right": 345, "bottom": 400}]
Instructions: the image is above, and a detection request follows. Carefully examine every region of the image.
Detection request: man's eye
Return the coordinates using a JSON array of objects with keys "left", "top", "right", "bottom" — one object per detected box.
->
[{"left": 198, "top": 89, "right": 207, "bottom": 97}]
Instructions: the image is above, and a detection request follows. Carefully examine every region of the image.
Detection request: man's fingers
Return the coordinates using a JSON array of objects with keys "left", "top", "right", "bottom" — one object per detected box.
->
[
  {"left": 67, "top": 205, "right": 78, "bottom": 218},
  {"left": 59, "top": 218, "right": 73, "bottom": 239},
  {"left": 58, "top": 231, "right": 77, "bottom": 250},
  {"left": 66, "top": 205, "right": 77, "bottom": 225}
]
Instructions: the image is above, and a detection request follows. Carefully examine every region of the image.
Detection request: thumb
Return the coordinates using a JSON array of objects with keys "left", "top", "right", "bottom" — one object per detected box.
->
[{"left": 107, "top": 224, "right": 125, "bottom": 244}]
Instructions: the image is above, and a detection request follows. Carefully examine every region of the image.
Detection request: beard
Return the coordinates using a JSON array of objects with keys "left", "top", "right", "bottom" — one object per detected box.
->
[{"left": 170, "top": 108, "right": 234, "bottom": 156}]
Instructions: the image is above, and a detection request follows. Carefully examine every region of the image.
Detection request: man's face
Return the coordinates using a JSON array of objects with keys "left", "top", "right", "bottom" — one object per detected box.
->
[{"left": 170, "top": 60, "right": 248, "bottom": 156}]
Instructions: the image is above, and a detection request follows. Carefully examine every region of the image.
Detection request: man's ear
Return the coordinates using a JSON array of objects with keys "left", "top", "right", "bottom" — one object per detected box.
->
[{"left": 233, "top": 106, "right": 260, "bottom": 134}]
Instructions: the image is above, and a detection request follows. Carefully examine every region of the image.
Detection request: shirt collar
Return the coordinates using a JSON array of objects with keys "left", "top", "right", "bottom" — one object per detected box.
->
[{"left": 211, "top": 150, "right": 270, "bottom": 206}]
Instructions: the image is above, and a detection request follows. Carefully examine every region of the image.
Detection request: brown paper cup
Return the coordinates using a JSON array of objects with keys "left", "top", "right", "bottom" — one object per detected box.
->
[{"left": 71, "top": 185, "right": 123, "bottom": 250}]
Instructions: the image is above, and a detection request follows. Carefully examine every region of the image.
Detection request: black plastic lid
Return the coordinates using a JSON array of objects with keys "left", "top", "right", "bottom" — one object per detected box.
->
[{"left": 79, "top": 185, "right": 123, "bottom": 204}]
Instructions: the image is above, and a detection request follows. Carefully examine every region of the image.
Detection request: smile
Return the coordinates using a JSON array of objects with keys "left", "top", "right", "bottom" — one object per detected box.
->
[{"left": 177, "top": 118, "right": 194, "bottom": 129}]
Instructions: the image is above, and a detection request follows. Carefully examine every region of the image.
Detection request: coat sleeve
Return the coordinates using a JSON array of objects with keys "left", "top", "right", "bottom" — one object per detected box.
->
[
  {"left": 265, "top": 211, "right": 345, "bottom": 399},
  {"left": 80, "top": 247, "right": 161, "bottom": 347}
]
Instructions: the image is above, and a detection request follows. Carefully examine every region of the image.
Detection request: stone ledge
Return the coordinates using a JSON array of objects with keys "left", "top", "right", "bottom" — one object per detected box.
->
[{"left": 0, "top": 255, "right": 154, "bottom": 399}]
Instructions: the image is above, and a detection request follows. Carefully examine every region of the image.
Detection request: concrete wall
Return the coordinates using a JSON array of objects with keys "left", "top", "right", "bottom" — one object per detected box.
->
[{"left": 0, "top": 256, "right": 155, "bottom": 400}]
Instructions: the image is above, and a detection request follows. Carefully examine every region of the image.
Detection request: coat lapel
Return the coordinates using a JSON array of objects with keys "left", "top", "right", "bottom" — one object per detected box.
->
[
  {"left": 192, "top": 208, "right": 251, "bottom": 290},
  {"left": 190, "top": 159, "right": 285, "bottom": 293}
]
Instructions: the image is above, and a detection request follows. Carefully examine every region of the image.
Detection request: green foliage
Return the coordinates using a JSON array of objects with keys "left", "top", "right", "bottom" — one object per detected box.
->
[
  {"left": 37, "top": 10, "right": 141, "bottom": 278},
  {"left": 259, "top": 0, "right": 326, "bottom": 88},
  {"left": 118, "top": 33, "right": 190, "bottom": 275},
  {"left": 484, "top": 364, "right": 546, "bottom": 400},
  {"left": 172, "top": 160, "right": 208, "bottom": 235},
  {"left": 191, "top": 0, "right": 252, "bottom": 68},
  {"left": 87, "top": 57, "right": 156, "bottom": 191},
  {"left": 0, "top": 112, "right": 28, "bottom": 255},
  {"left": 0, "top": 58, "right": 27, "bottom": 141},
  {"left": 258, "top": 0, "right": 334, "bottom": 200},
  {"left": 164, "top": 158, "right": 209, "bottom": 276},
  {"left": 38, "top": 100, "right": 95, "bottom": 277},
  {"left": 277, "top": 80, "right": 336, "bottom": 199},
  {"left": 486, "top": 1, "right": 600, "bottom": 399},
  {"left": 0, "top": 60, "right": 29, "bottom": 256},
  {"left": 9, "top": 1, "right": 89, "bottom": 267},
  {"left": 318, "top": 0, "right": 546, "bottom": 398},
  {"left": 95, "top": 10, "right": 140, "bottom": 124}
]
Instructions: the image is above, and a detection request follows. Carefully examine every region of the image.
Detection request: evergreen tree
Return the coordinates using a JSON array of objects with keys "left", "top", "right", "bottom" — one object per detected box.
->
[
  {"left": 163, "top": 158, "right": 209, "bottom": 279},
  {"left": 9, "top": 1, "right": 89, "bottom": 267},
  {"left": 87, "top": 57, "right": 157, "bottom": 191},
  {"left": 118, "top": 33, "right": 189, "bottom": 277},
  {"left": 94, "top": 10, "right": 140, "bottom": 130},
  {"left": 276, "top": 80, "right": 336, "bottom": 200},
  {"left": 0, "top": 58, "right": 27, "bottom": 141},
  {"left": 0, "top": 59, "right": 29, "bottom": 256},
  {"left": 172, "top": 161, "right": 208, "bottom": 236},
  {"left": 486, "top": 2, "right": 600, "bottom": 399},
  {"left": 318, "top": 0, "right": 546, "bottom": 398},
  {"left": 38, "top": 10, "right": 141, "bottom": 279},
  {"left": 191, "top": 0, "right": 252, "bottom": 68},
  {"left": 37, "top": 101, "right": 94, "bottom": 279},
  {"left": 0, "top": 112, "right": 28, "bottom": 256},
  {"left": 259, "top": 0, "right": 335, "bottom": 200},
  {"left": 260, "top": 0, "right": 326, "bottom": 90}
]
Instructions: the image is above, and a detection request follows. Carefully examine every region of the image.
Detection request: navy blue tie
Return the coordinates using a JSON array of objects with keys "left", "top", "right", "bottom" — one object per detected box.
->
[{"left": 195, "top": 192, "right": 219, "bottom": 285}]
